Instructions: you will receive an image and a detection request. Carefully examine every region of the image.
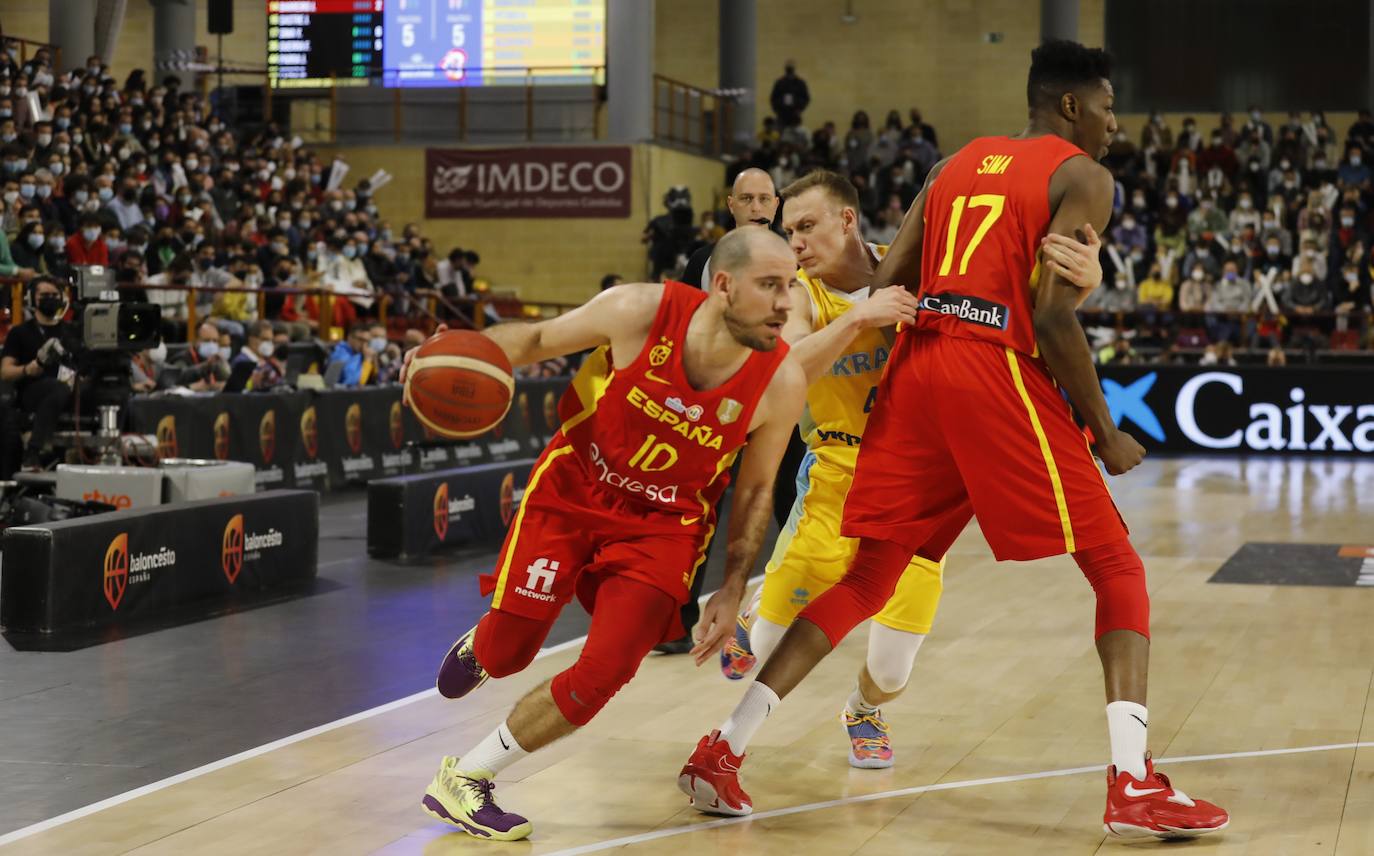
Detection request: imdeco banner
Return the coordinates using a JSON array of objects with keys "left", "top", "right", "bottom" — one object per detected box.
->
[{"left": 425, "top": 146, "right": 632, "bottom": 218}]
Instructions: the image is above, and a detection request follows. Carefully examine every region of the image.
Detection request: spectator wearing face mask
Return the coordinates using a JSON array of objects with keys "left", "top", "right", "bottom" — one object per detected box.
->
[
  {"left": 1197, "top": 131, "right": 1238, "bottom": 180},
  {"left": 0, "top": 212, "right": 35, "bottom": 282},
  {"left": 9, "top": 220, "right": 47, "bottom": 275},
  {"left": 1108, "top": 211, "right": 1147, "bottom": 253},
  {"left": 1137, "top": 263, "right": 1175, "bottom": 317},
  {"left": 1242, "top": 106, "right": 1273, "bottom": 145},
  {"left": 130, "top": 342, "right": 168, "bottom": 393},
  {"left": 66, "top": 213, "right": 108, "bottom": 265},
  {"left": 1204, "top": 261, "right": 1252, "bottom": 344},
  {"left": 1236, "top": 131, "right": 1272, "bottom": 174},
  {"left": 1178, "top": 266, "right": 1212, "bottom": 313},
  {"left": 172, "top": 321, "right": 229, "bottom": 392},
  {"left": 1228, "top": 192, "right": 1261, "bottom": 236},
  {"left": 1186, "top": 193, "right": 1228, "bottom": 242},
  {"left": 327, "top": 324, "right": 373, "bottom": 388},
  {"left": 105, "top": 179, "right": 145, "bottom": 231},
  {"left": 317, "top": 236, "right": 374, "bottom": 310},
  {"left": 1291, "top": 238, "right": 1328, "bottom": 282},
  {"left": 1338, "top": 145, "right": 1371, "bottom": 192},
  {"left": 368, "top": 323, "right": 403, "bottom": 384}
]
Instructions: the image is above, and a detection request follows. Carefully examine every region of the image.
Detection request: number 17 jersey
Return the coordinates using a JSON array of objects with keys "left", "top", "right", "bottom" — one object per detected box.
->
[{"left": 912, "top": 134, "right": 1086, "bottom": 357}]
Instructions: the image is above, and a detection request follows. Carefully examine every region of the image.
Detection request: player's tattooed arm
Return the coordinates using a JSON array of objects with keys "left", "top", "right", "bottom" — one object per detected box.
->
[
  {"left": 1033, "top": 157, "right": 1144, "bottom": 476},
  {"left": 870, "top": 155, "right": 952, "bottom": 294},
  {"left": 690, "top": 358, "right": 807, "bottom": 666},
  {"left": 479, "top": 282, "right": 663, "bottom": 368}
]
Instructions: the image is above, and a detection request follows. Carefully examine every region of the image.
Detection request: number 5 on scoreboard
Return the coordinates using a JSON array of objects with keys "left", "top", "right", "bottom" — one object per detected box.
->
[{"left": 937, "top": 194, "right": 1005, "bottom": 277}]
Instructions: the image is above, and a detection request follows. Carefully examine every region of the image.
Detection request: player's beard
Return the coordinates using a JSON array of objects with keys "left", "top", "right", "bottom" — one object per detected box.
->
[{"left": 723, "top": 294, "right": 784, "bottom": 352}]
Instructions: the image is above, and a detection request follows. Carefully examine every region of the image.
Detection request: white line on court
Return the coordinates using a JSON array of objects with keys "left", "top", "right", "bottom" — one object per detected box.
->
[
  {"left": 0, "top": 573, "right": 762, "bottom": 848},
  {"left": 544, "top": 741, "right": 1374, "bottom": 856}
]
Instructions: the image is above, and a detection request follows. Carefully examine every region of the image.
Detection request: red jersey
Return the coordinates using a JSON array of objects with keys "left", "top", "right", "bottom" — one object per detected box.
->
[
  {"left": 554, "top": 281, "right": 789, "bottom": 523},
  {"left": 912, "top": 134, "right": 1087, "bottom": 356}
]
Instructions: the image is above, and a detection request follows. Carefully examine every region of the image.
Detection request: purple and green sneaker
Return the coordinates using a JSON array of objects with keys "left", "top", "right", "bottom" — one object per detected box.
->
[
  {"left": 437, "top": 626, "right": 489, "bottom": 699},
  {"left": 422, "top": 757, "right": 532, "bottom": 841}
]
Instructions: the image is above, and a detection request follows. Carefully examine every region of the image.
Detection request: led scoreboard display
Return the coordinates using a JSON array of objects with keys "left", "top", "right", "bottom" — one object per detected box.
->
[
  {"left": 268, "top": 0, "right": 604, "bottom": 89},
  {"left": 268, "top": 0, "right": 384, "bottom": 87}
]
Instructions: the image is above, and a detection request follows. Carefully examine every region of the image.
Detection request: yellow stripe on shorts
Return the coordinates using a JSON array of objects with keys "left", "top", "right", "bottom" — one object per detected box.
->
[{"left": 1004, "top": 348, "right": 1075, "bottom": 553}]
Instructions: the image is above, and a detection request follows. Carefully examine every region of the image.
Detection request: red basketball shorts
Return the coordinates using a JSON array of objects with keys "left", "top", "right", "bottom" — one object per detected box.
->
[
  {"left": 842, "top": 331, "right": 1128, "bottom": 561},
  {"left": 479, "top": 442, "right": 714, "bottom": 644}
]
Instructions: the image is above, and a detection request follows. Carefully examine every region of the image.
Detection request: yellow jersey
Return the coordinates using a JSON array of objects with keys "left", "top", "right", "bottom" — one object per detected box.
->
[{"left": 796, "top": 243, "right": 891, "bottom": 472}]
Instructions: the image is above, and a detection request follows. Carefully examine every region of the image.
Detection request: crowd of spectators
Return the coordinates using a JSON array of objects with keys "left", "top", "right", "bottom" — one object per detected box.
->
[
  {"left": 708, "top": 60, "right": 1374, "bottom": 363},
  {"left": 0, "top": 43, "right": 488, "bottom": 399}
]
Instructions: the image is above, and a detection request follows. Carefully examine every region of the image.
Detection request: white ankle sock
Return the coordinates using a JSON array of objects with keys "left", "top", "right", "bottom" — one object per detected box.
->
[
  {"left": 456, "top": 720, "right": 528, "bottom": 777},
  {"left": 1105, "top": 701, "right": 1149, "bottom": 781},
  {"left": 845, "top": 686, "right": 879, "bottom": 717},
  {"left": 718, "top": 681, "right": 780, "bottom": 755}
]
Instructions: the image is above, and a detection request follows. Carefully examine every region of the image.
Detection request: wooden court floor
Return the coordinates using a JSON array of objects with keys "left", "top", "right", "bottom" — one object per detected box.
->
[{"left": 5, "top": 457, "right": 1374, "bottom": 855}]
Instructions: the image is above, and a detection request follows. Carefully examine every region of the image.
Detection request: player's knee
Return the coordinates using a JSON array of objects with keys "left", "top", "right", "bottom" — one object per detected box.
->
[
  {"left": 866, "top": 624, "right": 926, "bottom": 693},
  {"left": 749, "top": 615, "right": 788, "bottom": 663},
  {"left": 1073, "top": 539, "right": 1150, "bottom": 639},
  {"left": 549, "top": 653, "right": 641, "bottom": 727},
  {"left": 473, "top": 613, "right": 544, "bottom": 678}
]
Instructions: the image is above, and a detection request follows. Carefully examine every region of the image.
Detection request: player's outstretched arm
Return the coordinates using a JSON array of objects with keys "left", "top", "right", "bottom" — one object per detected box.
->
[
  {"left": 870, "top": 156, "right": 952, "bottom": 293},
  {"left": 1032, "top": 157, "right": 1144, "bottom": 476},
  {"left": 480, "top": 282, "right": 663, "bottom": 368},
  {"left": 784, "top": 283, "right": 918, "bottom": 385},
  {"left": 690, "top": 358, "right": 808, "bottom": 666}
]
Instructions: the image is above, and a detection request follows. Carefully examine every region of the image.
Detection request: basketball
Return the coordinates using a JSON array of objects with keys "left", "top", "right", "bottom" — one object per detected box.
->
[{"left": 404, "top": 330, "right": 515, "bottom": 439}]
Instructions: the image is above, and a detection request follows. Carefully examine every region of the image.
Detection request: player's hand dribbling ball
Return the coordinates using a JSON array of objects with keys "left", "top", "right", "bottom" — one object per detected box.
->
[{"left": 404, "top": 329, "right": 515, "bottom": 439}]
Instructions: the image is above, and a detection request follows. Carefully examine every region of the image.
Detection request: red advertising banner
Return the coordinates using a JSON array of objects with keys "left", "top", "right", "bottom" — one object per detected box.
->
[{"left": 425, "top": 147, "right": 633, "bottom": 219}]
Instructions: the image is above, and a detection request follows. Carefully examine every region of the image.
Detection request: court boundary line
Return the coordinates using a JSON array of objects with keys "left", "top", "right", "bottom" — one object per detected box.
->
[
  {"left": 0, "top": 574, "right": 763, "bottom": 848},
  {"left": 544, "top": 741, "right": 1374, "bottom": 856}
]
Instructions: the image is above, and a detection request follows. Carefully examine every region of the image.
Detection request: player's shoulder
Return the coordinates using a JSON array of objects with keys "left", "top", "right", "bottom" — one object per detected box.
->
[
  {"left": 767, "top": 352, "right": 809, "bottom": 399},
  {"left": 1051, "top": 154, "right": 1115, "bottom": 198},
  {"left": 597, "top": 281, "right": 667, "bottom": 321}
]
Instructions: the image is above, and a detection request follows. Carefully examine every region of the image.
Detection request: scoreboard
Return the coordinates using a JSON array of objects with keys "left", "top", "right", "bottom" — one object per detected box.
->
[
  {"left": 268, "top": 0, "right": 383, "bottom": 88},
  {"left": 267, "top": 0, "right": 605, "bottom": 89}
]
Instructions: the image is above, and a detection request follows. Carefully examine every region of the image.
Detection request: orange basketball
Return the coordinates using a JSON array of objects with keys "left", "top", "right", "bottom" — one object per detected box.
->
[{"left": 404, "top": 330, "right": 514, "bottom": 439}]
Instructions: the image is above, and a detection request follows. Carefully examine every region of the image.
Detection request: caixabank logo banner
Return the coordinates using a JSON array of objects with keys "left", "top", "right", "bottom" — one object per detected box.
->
[{"left": 1099, "top": 367, "right": 1374, "bottom": 454}]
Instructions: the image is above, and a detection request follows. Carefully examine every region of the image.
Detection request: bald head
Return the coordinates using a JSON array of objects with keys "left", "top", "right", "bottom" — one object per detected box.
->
[
  {"left": 728, "top": 169, "right": 779, "bottom": 229},
  {"left": 710, "top": 225, "right": 792, "bottom": 277}
]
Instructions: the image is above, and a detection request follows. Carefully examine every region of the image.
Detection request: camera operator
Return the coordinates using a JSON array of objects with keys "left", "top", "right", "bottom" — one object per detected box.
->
[{"left": 1, "top": 275, "right": 77, "bottom": 469}]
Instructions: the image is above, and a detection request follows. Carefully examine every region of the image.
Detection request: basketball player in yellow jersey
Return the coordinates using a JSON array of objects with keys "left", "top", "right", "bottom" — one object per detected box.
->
[{"left": 718, "top": 170, "right": 1103, "bottom": 769}]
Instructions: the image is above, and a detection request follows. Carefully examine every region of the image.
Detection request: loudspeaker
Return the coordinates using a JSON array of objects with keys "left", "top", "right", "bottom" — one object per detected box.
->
[{"left": 208, "top": 0, "right": 233, "bottom": 35}]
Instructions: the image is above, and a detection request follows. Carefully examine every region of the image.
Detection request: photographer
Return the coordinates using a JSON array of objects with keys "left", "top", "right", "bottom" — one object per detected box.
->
[{"left": 1, "top": 275, "right": 77, "bottom": 469}]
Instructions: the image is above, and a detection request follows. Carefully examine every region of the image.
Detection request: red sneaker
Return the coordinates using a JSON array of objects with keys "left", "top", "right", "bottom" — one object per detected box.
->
[
  {"left": 1104, "top": 757, "right": 1229, "bottom": 839},
  {"left": 678, "top": 730, "right": 753, "bottom": 816}
]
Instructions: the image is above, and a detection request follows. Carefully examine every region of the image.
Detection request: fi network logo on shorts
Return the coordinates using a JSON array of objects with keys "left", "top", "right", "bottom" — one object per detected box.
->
[
  {"left": 517, "top": 558, "right": 559, "bottom": 602},
  {"left": 1102, "top": 372, "right": 1165, "bottom": 442}
]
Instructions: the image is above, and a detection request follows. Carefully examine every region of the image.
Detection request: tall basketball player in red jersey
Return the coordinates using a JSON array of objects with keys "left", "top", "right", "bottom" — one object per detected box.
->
[
  {"left": 409, "top": 227, "right": 811, "bottom": 842},
  {"left": 682, "top": 42, "right": 1229, "bottom": 839}
]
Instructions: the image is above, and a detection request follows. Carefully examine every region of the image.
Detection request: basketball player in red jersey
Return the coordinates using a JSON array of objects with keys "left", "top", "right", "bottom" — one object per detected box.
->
[
  {"left": 681, "top": 41, "right": 1229, "bottom": 839},
  {"left": 407, "top": 227, "right": 816, "bottom": 841}
]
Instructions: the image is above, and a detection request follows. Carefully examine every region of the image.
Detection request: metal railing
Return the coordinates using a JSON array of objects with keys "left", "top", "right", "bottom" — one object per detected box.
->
[
  {"left": 0, "top": 33, "right": 60, "bottom": 69},
  {"left": 652, "top": 74, "right": 736, "bottom": 157},
  {"left": 253, "top": 66, "right": 606, "bottom": 145}
]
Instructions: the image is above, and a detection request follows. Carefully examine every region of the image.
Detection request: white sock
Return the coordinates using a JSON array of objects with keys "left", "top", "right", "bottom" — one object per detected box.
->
[
  {"left": 718, "top": 681, "right": 780, "bottom": 756},
  {"left": 1105, "top": 701, "right": 1149, "bottom": 781},
  {"left": 455, "top": 720, "right": 528, "bottom": 777},
  {"left": 748, "top": 615, "right": 788, "bottom": 664},
  {"left": 845, "top": 686, "right": 878, "bottom": 717}
]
